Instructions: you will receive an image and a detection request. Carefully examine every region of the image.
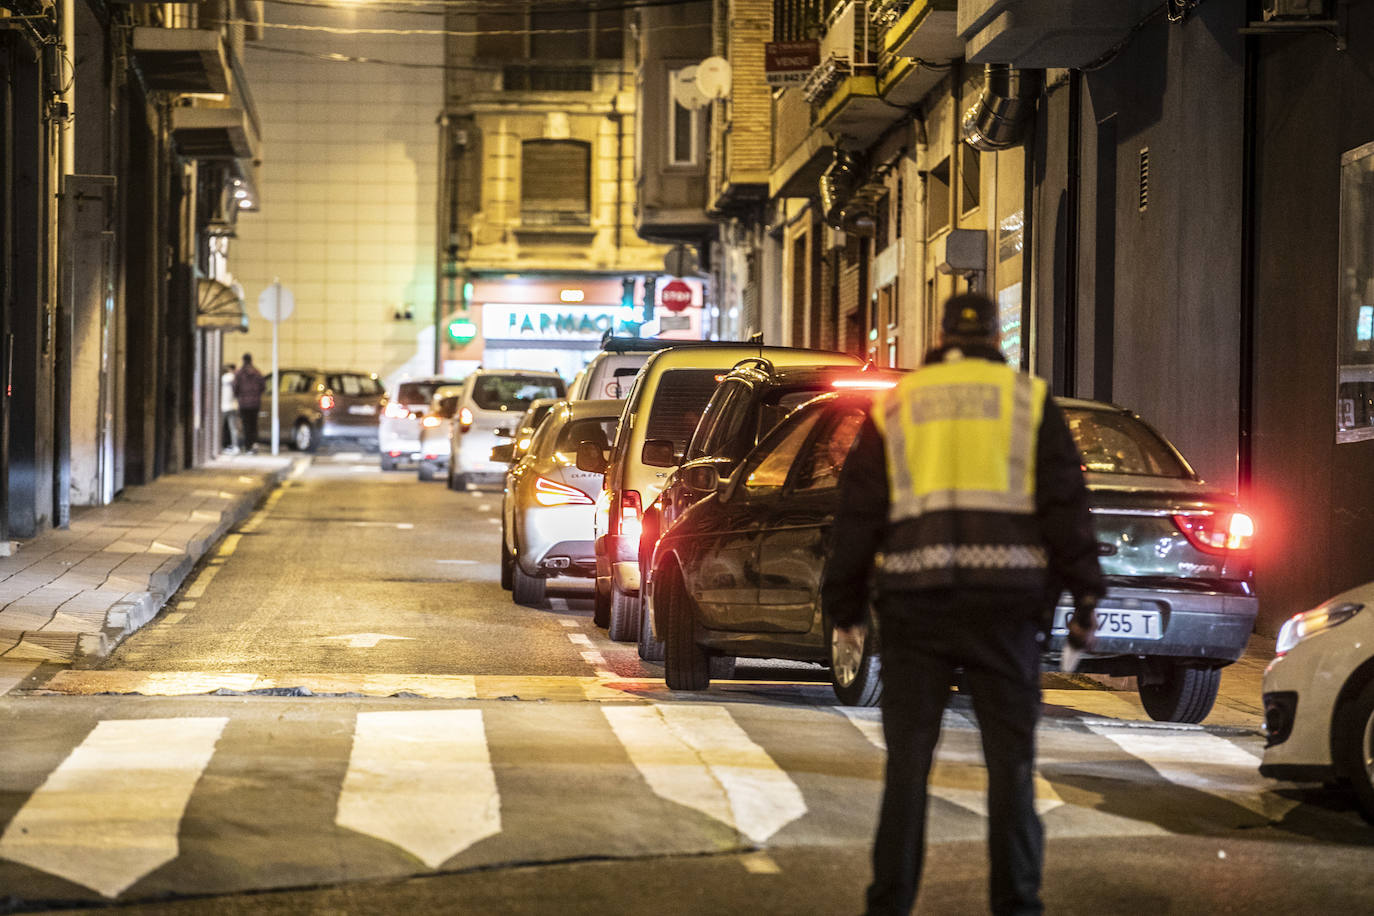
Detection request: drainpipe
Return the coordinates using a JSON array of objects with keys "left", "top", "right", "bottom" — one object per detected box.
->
[{"left": 962, "top": 64, "right": 1041, "bottom": 152}]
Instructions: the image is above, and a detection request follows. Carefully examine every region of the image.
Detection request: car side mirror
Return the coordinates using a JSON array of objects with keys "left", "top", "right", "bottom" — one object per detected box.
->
[
  {"left": 576, "top": 440, "right": 608, "bottom": 474},
  {"left": 682, "top": 464, "right": 719, "bottom": 496},
  {"left": 642, "top": 438, "right": 676, "bottom": 468},
  {"left": 491, "top": 443, "right": 516, "bottom": 464},
  {"left": 494, "top": 427, "right": 513, "bottom": 438}
]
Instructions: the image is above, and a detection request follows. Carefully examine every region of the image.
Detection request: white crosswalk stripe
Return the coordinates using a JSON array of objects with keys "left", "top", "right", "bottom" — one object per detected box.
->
[
  {"left": 335, "top": 709, "right": 501, "bottom": 868},
  {"left": 0, "top": 717, "right": 227, "bottom": 898}
]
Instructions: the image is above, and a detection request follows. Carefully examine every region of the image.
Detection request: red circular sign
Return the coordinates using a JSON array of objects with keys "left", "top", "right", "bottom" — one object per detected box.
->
[{"left": 660, "top": 279, "right": 693, "bottom": 313}]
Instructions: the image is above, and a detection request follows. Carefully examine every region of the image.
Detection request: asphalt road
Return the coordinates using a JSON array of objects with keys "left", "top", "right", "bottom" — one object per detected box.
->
[{"left": 1, "top": 453, "right": 1371, "bottom": 914}]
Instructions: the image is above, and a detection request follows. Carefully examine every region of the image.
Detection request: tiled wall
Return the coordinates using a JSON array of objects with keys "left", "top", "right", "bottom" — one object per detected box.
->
[{"left": 230, "top": 9, "right": 443, "bottom": 386}]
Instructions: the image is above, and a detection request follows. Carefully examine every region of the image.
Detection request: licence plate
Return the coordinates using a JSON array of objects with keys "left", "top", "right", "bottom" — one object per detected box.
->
[
  {"left": 1051, "top": 607, "right": 1163, "bottom": 640},
  {"left": 347, "top": 405, "right": 377, "bottom": 415}
]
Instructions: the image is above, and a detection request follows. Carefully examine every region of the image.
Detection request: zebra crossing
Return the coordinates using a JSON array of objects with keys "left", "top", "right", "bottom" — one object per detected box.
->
[{"left": 0, "top": 696, "right": 1294, "bottom": 904}]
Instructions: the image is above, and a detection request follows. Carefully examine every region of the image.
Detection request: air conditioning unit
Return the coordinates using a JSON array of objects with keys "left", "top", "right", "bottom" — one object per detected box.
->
[{"left": 1262, "top": 0, "right": 1327, "bottom": 19}]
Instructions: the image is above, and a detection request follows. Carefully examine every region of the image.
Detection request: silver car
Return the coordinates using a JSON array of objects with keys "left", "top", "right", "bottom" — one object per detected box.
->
[
  {"left": 379, "top": 376, "right": 464, "bottom": 470},
  {"left": 415, "top": 385, "right": 466, "bottom": 482},
  {"left": 500, "top": 400, "right": 620, "bottom": 607},
  {"left": 450, "top": 370, "right": 565, "bottom": 490}
]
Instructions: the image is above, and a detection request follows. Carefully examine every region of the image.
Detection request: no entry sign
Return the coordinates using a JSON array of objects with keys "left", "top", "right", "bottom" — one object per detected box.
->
[{"left": 660, "top": 279, "right": 693, "bottom": 313}]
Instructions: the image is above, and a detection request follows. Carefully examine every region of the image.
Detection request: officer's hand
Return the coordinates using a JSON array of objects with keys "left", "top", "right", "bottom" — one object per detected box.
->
[{"left": 1066, "top": 598, "right": 1098, "bottom": 651}]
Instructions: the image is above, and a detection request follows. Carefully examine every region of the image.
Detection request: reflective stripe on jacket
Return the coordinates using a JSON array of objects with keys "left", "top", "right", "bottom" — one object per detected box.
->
[{"left": 872, "top": 354, "right": 1051, "bottom": 592}]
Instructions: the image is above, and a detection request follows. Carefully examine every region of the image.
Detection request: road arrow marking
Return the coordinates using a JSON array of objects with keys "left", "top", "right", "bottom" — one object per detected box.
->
[
  {"left": 0, "top": 717, "right": 227, "bottom": 898},
  {"left": 335, "top": 710, "right": 500, "bottom": 868},
  {"left": 603, "top": 704, "right": 806, "bottom": 844},
  {"left": 324, "top": 633, "right": 415, "bottom": 649}
]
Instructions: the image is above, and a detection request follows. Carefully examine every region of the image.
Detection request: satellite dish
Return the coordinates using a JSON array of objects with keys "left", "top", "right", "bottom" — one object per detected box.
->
[
  {"left": 672, "top": 66, "right": 710, "bottom": 111},
  {"left": 697, "top": 56, "right": 732, "bottom": 99}
]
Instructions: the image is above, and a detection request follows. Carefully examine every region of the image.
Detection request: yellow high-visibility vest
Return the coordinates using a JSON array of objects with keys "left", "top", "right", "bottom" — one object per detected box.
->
[{"left": 874, "top": 355, "right": 1046, "bottom": 522}]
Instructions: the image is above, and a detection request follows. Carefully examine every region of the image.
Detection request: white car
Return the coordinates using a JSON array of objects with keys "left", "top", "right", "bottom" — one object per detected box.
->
[
  {"left": 1260, "top": 582, "right": 1374, "bottom": 822},
  {"left": 448, "top": 370, "right": 566, "bottom": 490},
  {"left": 378, "top": 376, "right": 464, "bottom": 470}
]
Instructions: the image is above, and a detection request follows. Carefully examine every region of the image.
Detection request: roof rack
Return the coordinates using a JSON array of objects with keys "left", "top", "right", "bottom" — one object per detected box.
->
[{"left": 598, "top": 331, "right": 759, "bottom": 352}]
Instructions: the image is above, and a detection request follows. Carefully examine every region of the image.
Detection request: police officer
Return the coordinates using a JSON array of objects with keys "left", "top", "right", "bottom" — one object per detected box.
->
[{"left": 824, "top": 293, "right": 1103, "bottom": 916}]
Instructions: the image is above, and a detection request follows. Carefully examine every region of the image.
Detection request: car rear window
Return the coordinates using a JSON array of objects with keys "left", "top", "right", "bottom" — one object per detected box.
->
[
  {"left": 644, "top": 369, "right": 725, "bottom": 453},
  {"left": 1064, "top": 408, "right": 1191, "bottom": 478},
  {"left": 330, "top": 374, "right": 383, "bottom": 397},
  {"left": 556, "top": 417, "right": 618, "bottom": 454},
  {"left": 397, "top": 382, "right": 443, "bottom": 406},
  {"left": 471, "top": 375, "right": 565, "bottom": 411}
]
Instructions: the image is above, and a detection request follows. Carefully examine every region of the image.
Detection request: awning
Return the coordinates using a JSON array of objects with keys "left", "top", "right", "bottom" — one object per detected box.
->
[{"left": 197, "top": 278, "right": 248, "bottom": 332}]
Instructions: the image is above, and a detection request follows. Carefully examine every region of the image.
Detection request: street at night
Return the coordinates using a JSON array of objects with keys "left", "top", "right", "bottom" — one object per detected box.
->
[{"left": 2, "top": 454, "right": 1371, "bottom": 913}]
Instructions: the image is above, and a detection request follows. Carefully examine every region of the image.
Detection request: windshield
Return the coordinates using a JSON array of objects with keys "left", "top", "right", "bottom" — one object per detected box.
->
[
  {"left": 471, "top": 375, "right": 565, "bottom": 411},
  {"left": 397, "top": 381, "right": 450, "bottom": 406},
  {"left": 1064, "top": 408, "right": 1191, "bottom": 478}
]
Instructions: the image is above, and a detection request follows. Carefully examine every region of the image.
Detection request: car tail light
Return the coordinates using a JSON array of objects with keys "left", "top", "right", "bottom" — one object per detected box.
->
[
  {"left": 1172, "top": 511, "right": 1255, "bottom": 554},
  {"left": 388, "top": 450, "right": 402, "bottom": 457},
  {"left": 384, "top": 402, "right": 410, "bottom": 419},
  {"left": 422, "top": 415, "right": 442, "bottom": 428},
  {"left": 318, "top": 394, "right": 335, "bottom": 411},
  {"left": 459, "top": 407, "right": 474, "bottom": 432},
  {"left": 831, "top": 378, "right": 898, "bottom": 389},
  {"left": 615, "top": 490, "right": 643, "bottom": 541},
  {"left": 534, "top": 477, "right": 594, "bottom": 507}
]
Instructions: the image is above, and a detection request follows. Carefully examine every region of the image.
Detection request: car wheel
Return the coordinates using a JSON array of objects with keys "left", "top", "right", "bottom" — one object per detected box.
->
[
  {"left": 637, "top": 593, "right": 664, "bottom": 662},
  {"left": 608, "top": 583, "right": 641, "bottom": 643},
  {"left": 512, "top": 564, "right": 546, "bottom": 608},
  {"left": 662, "top": 570, "right": 709, "bottom": 691},
  {"left": 1138, "top": 662, "right": 1221, "bottom": 724},
  {"left": 418, "top": 461, "right": 435, "bottom": 482},
  {"left": 828, "top": 612, "right": 882, "bottom": 707},
  {"left": 380, "top": 455, "right": 397, "bottom": 471},
  {"left": 500, "top": 521, "right": 514, "bottom": 592},
  {"left": 293, "top": 421, "right": 318, "bottom": 453},
  {"left": 593, "top": 579, "right": 611, "bottom": 629},
  {"left": 1336, "top": 678, "right": 1374, "bottom": 824}
]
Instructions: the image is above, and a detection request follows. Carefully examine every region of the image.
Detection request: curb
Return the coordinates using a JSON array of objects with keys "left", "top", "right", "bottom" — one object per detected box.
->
[{"left": 72, "top": 460, "right": 299, "bottom": 663}]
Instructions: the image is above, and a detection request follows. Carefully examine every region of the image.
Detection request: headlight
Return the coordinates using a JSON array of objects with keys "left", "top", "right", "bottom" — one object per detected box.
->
[{"left": 1275, "top": 602, "right": 1364, "bottom": 655}]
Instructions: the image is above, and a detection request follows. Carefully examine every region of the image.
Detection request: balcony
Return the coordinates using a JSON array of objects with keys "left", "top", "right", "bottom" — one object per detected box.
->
[
  {"left": 875, "top": 0, "right": 962, "bottom": 107},
  {"left": 132, "top": 27, "right": 230, "bottom": 95},
  {"left": 957, "top": 0, "right": 1158, "bottom": 67},
  {"left": 802, "top": 1, "right": 897, "bottom": 148}
]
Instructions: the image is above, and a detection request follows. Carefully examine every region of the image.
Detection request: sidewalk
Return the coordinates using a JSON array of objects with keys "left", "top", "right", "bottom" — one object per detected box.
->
[{"left": 0, "top": 453, "right": 296, "bottom": 690}]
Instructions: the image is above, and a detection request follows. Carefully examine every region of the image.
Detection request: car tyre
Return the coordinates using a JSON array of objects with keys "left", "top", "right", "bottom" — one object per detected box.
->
[
  {"left": 608, "top": 583, "right": 641, "bottom": 643},
  {"left": 293, "top": 420, "right": 319, "bottom": 453},
  {"left": 500, "top": 521, "right": 514, "bottom": 592},
  {"left": 828, "top": 612, "right": 883, "bottom": 707},
  {"left": 380, "top": 455, "right": 397, "bottom": 472},
  {"left": 418, "top": 461, "right": 436, "bottom": 482},
  {"left": 593, "top": 580, "right": 611, "bottom": 629},
  {"left": 1138, "top": 662, "right": 1220, "bottom": 724},
  {"left": 662, "top": 571, "right": 709, "bottom": 691},
  {"left": 512, "top": 564, "right": 546, "bottom": 608},
  {"left": 1336, "top": 677, "right": 1374, "bottom": 824},
  {"left": 637, "top": 594, "right": 664, "bottom": 662}
]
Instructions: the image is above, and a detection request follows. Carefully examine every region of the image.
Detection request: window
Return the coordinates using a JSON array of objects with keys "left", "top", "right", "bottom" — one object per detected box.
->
[
  {"left": 330, "top": 374, "right": 382, "bottom": 397},
  {"left": 1338, "top": 141, "right": 1374, "bottom": 442},
  {"left": 556, "top": 416, "right": 618, "bottom": 456},
  {"left": 687, "top": 380, "right": 753, "bottom": 463},
  {"left": 521, "top": 140, "right": 591, "bottom": 226},
  {"left": 668, "top": 69, "right": 700, "bottom": 166},
  {"left": 874, "top": 192, "right": 890, "bottom": 251},
  {"left": 743, "top": 410, "right": 822, "bottom": 494},
  {"left": 793, "top": 409, "right": 865, "bottom": 492},
  {"left": 477, "top": 5, "right": 623, "bottom": 62},
  {"left": 961, "top": 144, "right": 981, "bottom": 216},
  {"left": 471, "top": 375, "right": 565, "bottom": 412},
  {"left": 926, "top": 157, "right": 950, "bottom": 236},
  {"left": 774, "top": 0, "right": 823, "bottom": 41},
  {"left": 644, "top": 369, "right": 726, "bottom": 455},
  {"left": 1063, "top": 409, "right": 1190, "bottom": 478}
]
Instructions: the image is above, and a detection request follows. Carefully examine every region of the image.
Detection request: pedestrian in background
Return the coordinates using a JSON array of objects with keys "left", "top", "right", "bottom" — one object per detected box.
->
[
  {"left": 823, "top": 293, "right": 1104, "bottom": 916},
  {"left": 233, "top": 353, "right": 265, "bottom": 454},
  {"left": 221, "top": 363, "right": 240, "bottom": 453}
]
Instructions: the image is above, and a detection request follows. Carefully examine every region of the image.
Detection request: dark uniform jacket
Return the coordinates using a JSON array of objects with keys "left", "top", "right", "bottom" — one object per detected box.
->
[{"left": 823, "top": 345, "right": 1103, "bottom": 629}]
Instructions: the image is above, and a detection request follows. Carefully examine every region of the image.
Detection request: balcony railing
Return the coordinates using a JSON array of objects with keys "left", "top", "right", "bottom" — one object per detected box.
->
[
  {"left": 501, "top": 65, "right": 594, "bottom": 93},
  {"left": 520, "top": 208, "right": 591, "bottom": 227}
]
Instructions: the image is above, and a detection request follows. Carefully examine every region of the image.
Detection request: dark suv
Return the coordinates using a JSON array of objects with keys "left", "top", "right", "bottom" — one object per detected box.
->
[{"left": 635, "top": 359, "right": 903, "bottom": 660}]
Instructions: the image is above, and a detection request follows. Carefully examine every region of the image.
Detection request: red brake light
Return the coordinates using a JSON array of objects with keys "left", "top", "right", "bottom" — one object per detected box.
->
[
  {"left": 318, "top": 394, "right": 335, "bottom": 411},
  {"left": 534, "top": 477, "right": 594, "bottom": 507},
  {"left": 459, "top": 407, "right": 474, "bottom": 432},
  {"left": 1172, "top": 511, "right": 1254, "bottom": 554},
  {"left": 615, "top": 490, "right": 643, "bottom": 540},
  {"left": 831, "top": 378, "right": 898, "bottom": 389}
]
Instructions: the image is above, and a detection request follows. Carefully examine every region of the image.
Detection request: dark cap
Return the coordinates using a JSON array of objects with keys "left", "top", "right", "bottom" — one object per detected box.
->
[{"left": 940, "top": 293, "right": 998, "bottom": 341}]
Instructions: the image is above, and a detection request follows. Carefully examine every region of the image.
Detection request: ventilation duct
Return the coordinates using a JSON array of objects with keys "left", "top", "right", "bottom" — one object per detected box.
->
[
  {"left": 962, "top": 64, "right": 1041, "bottom": 152},
  {"left": 819, "top": 148, "right": 862, "bottom": 229}
]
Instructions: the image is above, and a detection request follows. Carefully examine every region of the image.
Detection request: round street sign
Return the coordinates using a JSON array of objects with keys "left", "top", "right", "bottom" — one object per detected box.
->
[
  {"left": 257, "top": 282, "right": 295, "bottom": 322},
  {"left": 660, "top": 279, "right": 693, "bottom": 313}
]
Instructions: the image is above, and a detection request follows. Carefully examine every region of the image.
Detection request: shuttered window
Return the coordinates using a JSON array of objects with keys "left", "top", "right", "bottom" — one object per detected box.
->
[{"left": 521, "top": 140, "right": 590, "bottom": 225}]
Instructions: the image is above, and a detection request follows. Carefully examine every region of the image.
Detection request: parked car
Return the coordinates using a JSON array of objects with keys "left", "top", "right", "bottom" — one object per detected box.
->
[
  {"left": 496, "top": 399, "right": 622, "bottom": 606},
  {"left": 415, "top": 385, "right": 466, "bottom": 482},
  {"left": 503, "top": 397, "right": 562, "bottom": 463},
  {"left": 449, "top": 370, "right": 566, "bottom": 490},
  {"left": 634, "top": 359, "right": 903, "bottom": 660},
  {"left": 1261, "top": 583, "right": 1374, "bottom": 822},
  {"left": 566, "top": 337, "right": 657, "bottom": 401},
  {"left": 654, "top": 394, "right": 1259, "bottom": 723},
  {"left": 580, "top": 344, "right": 862, "bottom": 641},
  {"left": 264, "top": 369, "right": 385, "bottom": 452},
  {"left": 378, "top": 376, "right": 464, "bottom": 470}
]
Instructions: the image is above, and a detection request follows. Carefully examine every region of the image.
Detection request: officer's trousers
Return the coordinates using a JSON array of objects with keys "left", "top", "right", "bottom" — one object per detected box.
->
[{"left": 865, "top": 588, "right": 1045, "bottom": 916}]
